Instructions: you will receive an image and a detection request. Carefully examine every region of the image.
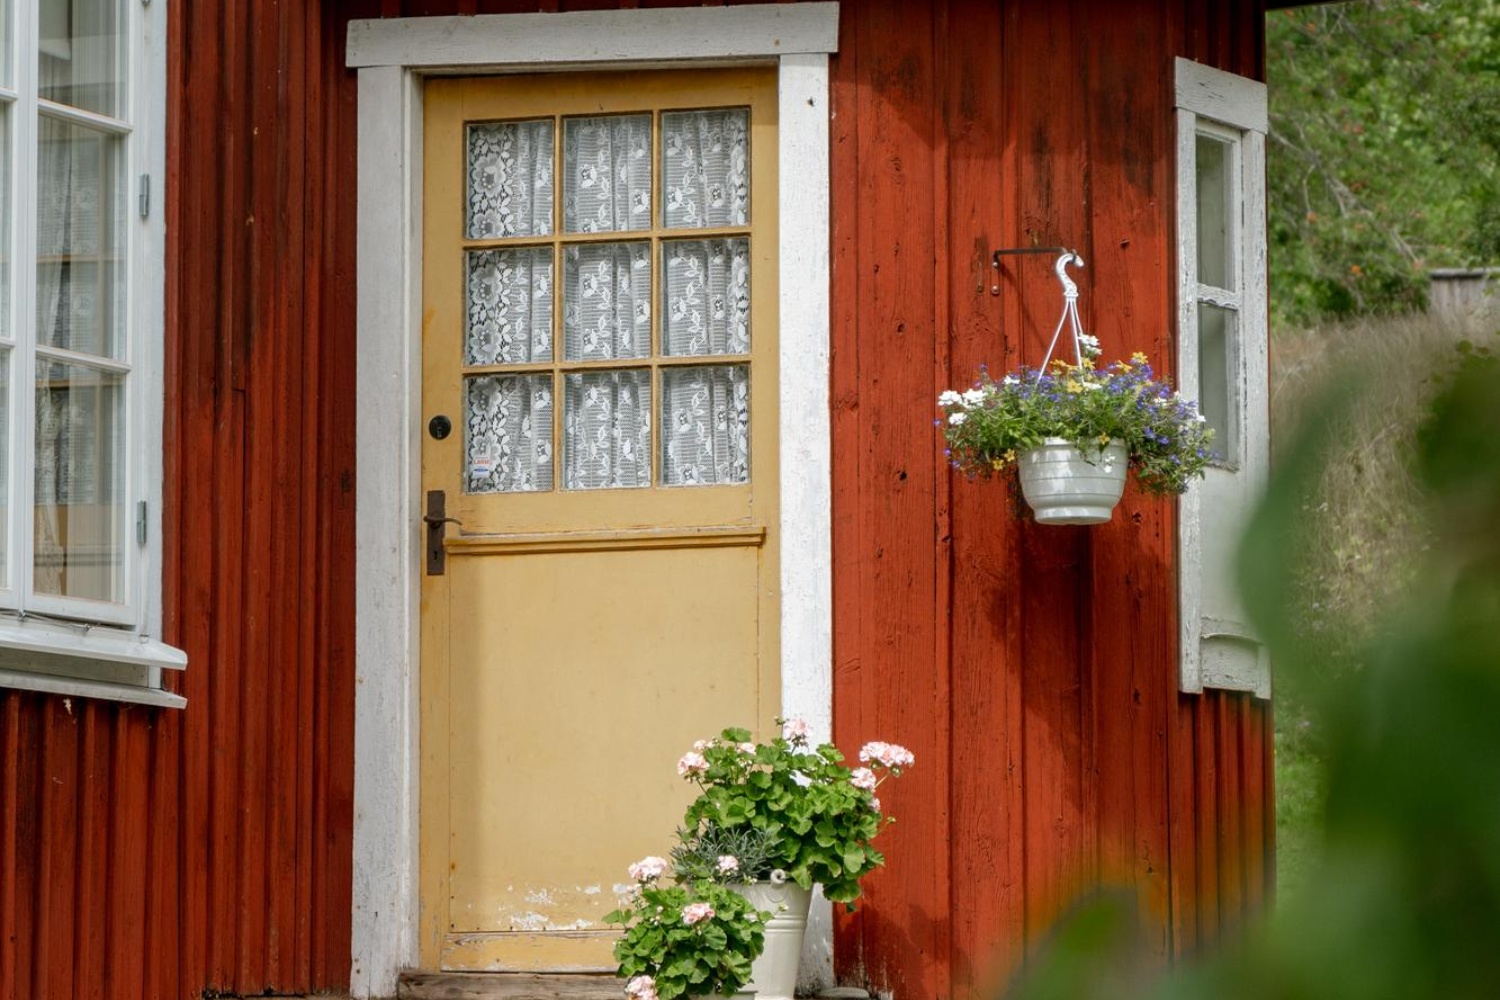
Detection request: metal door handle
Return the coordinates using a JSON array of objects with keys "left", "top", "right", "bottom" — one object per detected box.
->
[{"left": 425, "top": 490, "right": 462, "bottom": 575}]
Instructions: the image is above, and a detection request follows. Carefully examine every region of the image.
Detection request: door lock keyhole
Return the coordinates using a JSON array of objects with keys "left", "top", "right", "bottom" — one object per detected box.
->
[{"left": 428, "top": 415, "right": 452, "bottom": 440}]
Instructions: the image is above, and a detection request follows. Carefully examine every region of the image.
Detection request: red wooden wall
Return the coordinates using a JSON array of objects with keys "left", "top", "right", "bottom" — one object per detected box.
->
[
  {"left": 828, "top": 1, "right": 1273, "bottom": 997},
  {"left": 0, "top": 1, "right": 1271, "bottom": 998},
  {"left": 0, "top": 0, "right": 358, "bottom": 996}
]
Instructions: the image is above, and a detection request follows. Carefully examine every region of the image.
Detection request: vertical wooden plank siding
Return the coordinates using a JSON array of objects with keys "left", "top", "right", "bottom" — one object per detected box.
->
[
  {"left": 831, "top": 0, "right": 1275, "bottom": 996},
  {"left": 0, "top": 0, "right": 356, "bottom": 996},
  {"left": 0, "top": 1, "right": 1273, "bottom": 998}
]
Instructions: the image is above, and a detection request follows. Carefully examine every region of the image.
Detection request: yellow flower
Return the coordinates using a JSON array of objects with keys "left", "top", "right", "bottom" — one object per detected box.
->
[
  {"left": 1065, "top": 380, "right": 1084, "bottom": 394},
  {"left": 1131, "top": 351, "right": 1149, "bottom": 365},
  {"left": 990, "top": 458, "right": 1006, "bottom": 471},
  {"left": 1097, "top": 434, "right": 1110, "bottom": 445},
  {"left": 1003, "top": 449, "right": 1017, "bottom": 463}
]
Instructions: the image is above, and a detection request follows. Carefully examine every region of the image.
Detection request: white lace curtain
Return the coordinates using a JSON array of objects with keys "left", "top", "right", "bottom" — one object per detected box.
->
[{"left": 463, "top": 108, "right": 752, "bottom": 493}]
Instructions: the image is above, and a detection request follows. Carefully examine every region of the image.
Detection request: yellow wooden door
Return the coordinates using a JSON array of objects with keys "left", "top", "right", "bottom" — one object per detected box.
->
[{"left": 419, "top": 69, "right": 780, "bottom": 973}]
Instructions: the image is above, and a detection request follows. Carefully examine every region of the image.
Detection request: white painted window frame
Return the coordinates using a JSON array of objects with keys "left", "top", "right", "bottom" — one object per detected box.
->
[
  {"left": 1175, "top": 57, "right": 1271, "bottom": 699},
  {"left": 0, "top": 0, "right": 183, "bottom": 709},
  {"left": 347, "top": 6, "right": 837, "bottom": 996}
]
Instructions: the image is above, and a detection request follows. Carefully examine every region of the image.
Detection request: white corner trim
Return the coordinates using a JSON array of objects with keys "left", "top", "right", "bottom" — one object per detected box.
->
[
  {"left": 776, "top": 52, "right": 834, "bottom": 995},
  {"left": 352, "top": 63, "right": 424, "bottom": 999},
  {"left": 347, "top": 2, "right": 840, "bottom": 69},
  {"left": 350, "top": 7, "right": 837, "bottom": 998},
  {"left": 1174, "top": 56, "right": 1268, "bottom": 134}
]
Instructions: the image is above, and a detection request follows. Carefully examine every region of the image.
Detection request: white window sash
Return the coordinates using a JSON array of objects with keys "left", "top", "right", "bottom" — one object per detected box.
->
[
  {"left": 1175, "top": 57, "right": 1271, "bottom": 699},
  {"left": 0, "top": 0, "right": 180, "bottom": 705}
]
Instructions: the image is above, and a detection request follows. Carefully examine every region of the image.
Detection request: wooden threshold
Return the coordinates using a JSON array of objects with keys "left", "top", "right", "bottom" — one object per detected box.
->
[{"left": 398, "top": 973, "right": 623, "bottom": 1000}]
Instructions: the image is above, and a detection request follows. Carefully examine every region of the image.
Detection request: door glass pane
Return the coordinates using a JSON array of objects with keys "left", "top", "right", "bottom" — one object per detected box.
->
[
  {"left": 467, "top": 248, "right": 553, "bottom": 365},
  {"left": 662, "top": 239, "right": 750, "bottom": 356},
  {"left": 1198, "top": 303, "right": 1238, "bottom": 465},
  {"left": 563, "top": 114, "right": 651, "bottom": 234},
  {"left": 563, "top": 242, "right": 650, "bottom": 361},
  {"left": 564, "top": 369, "right": 650, "bottom": 490},
  {"left": 37, "top": 116, "right": 125, "bottom": 359},
  {"left": 1196, "top": 133, "right": 1235, "bottom": 291},
  {"left": 40, "top": 0, "right": 125, "bottom": 118},
  {"left": 33, "top": 358, "right": 123, "bottom": 603},
  {"left": 465, "top": 373, "right": 553, "bottom": 494},
  {"left": 662, "top": 365, "right": 748, "bottom": 486},
  {"left": 467, "top": 120, "right": 554, "bottom": 240},
  {"left": 662, "top": 108, "right": 749, "bottom": 229}
]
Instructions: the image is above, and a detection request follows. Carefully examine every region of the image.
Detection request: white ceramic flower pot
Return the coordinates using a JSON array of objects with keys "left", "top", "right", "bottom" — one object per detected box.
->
[
  {"left": 729, "top": 880, "right": 811, "bottom": 1000},
  {"left": 1017, "top": 437, "right": 1128, "bottom": 525}
]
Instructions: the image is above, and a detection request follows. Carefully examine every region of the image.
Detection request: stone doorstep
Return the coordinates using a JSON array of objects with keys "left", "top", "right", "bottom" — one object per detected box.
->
[{"left": 392, "top": 972, "right": 873, "bottom": 1000}]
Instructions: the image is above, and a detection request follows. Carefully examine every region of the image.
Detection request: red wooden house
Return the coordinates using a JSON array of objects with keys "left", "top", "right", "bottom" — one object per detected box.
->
[{"left": 0, "top": 1, "right": 1282, "bottom": 997}]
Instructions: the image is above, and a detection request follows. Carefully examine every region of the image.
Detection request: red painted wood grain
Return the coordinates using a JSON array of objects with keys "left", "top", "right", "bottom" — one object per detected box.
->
[{"left": 0, "top": 2, "right": 1272, "bottom": 997}]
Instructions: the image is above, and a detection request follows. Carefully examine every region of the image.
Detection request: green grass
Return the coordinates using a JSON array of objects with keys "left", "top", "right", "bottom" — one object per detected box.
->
[{"left": 1273, "top": 717, "right": 1324, "bottom": 905}]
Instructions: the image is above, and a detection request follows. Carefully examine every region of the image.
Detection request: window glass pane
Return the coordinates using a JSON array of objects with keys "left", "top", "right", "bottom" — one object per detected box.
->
[
  {"left": 37, "top": 116, "right": 125, "bottom": 359},
  {"left": 564, "top": 369, "right": 650, "bottom": 490},
  {"left": 1198, "top": 302, "right": 1238, "bottom": 464},
  {"left": 662, "top": 108, "right": 749, "bottom": 229},
  {"left": 563, "top": 242, "right": 650, "bottom": 361},
  {"left": 0, "top": 349, "right": 8, "bottom": 588},
  {"left": 662, "top": 365, "right": 748, "bottom": 486},
  {"left": 0, "top": 0, "right": 10, "bottom": 86},
  {"left": 0, "top": 106, "right": 9, "bottom": 340},
  {"left": 563, "top": 114, "right": 651, "bottom": 234},
  {"left": 1196, "top": 133, "right": 1234, "bottom": 291},
  {"left": 40, "top": 0, "right": 125, "bottom": 118},
  {"left": 467, "top": 248, "right": 553, "bottom": 365},
  {"left": 467, "top": 120, "right": 554, "bottom": 240},
  {"left": 662, "top": 239, "right": 750, "bottom": 357},
  {"left": 33, "top": 359, "right": 124, "bottom": 604},
  {"left": 465, "top": 373, "right": 553, "bottom": 494}
]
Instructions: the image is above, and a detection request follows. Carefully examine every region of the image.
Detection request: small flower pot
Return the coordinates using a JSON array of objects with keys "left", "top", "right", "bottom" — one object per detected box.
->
[
  {"left": 1017, "top": 438, "right": 1128, "bottom": 525},
  {"left": 728, "top": 880, "right": 811, "bottom": 1000}
]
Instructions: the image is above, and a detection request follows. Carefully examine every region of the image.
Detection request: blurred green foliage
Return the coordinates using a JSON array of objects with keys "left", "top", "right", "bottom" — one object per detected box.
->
[
  {"left": 1267, "top": 0, "right": 1500, "bottom": 326},
  {"left": 1007, "top": 340, "right": 1500, "bottom": 998}
]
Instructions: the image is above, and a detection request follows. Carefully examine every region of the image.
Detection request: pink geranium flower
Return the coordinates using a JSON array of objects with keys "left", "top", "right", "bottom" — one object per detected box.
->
[
  {"left": 682, "top": 901, "right": 715, "bottom": 925},
  {"left": 850, "top": 767, "right": 878, "bottom": 791},
  {"left": 627, "top": 856, "right": 668, "bottom": 882},
  {"left": 677, "top": 751, "right": 709, "bottom": 777}
]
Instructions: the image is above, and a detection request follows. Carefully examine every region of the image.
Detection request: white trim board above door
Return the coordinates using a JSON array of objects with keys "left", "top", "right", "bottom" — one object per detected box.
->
[{"left": 349, "top": 5, "right": 837, "bottom": 997}]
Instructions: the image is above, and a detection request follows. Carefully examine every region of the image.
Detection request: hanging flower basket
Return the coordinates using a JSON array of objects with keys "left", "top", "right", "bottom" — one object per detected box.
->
[
  {"left": 938, "top": 254, "right": 1213, "bottom": 523},
  {"left": 1017, "top": 437, "right": 1129, "bottom": 525}
]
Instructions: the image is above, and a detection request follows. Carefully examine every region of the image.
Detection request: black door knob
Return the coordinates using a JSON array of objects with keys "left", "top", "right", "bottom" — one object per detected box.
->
[{"left": 428, "top": 415, "right": 452, "bottom": 440}]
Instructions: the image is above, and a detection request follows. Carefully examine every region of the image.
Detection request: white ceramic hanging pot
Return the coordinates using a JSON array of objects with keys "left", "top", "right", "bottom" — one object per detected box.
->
[
  {"left": 1017, "top": 437, "right": 1128, "bottom": 525},
  {"left": 728, "top": 878, "right": 812, "bottom": 1000}
]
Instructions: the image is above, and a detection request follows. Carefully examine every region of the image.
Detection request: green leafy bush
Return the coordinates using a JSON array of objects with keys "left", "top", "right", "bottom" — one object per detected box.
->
[
  {"left": 677, "top": 721, "right": 912, "bottom": 904},
  {"left": 604, "top": 875, "right": 766, "bottom": 1000}
]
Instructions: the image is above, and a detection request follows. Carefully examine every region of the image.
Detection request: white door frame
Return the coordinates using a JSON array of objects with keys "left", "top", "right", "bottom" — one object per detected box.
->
[{"left": 348, "top": 6, "right": 838, "bottom": 995}]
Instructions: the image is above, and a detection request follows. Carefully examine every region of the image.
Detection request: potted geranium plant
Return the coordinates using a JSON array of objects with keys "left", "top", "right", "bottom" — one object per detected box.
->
[
  {"left": 672, "top": 720, "right": 913, "bottom": 1000},
  {"left": 604, "top": 855, "right": 768, "bottom": 1000},
  {"left": 938, "top": 338, "right": 1215, "bottom": 524}
]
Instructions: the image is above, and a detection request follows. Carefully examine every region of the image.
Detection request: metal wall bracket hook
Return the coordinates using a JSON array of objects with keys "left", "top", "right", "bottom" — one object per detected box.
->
[
  {"left": 989, "top": 245, "right": 1081, "bottom": 296},
  {"left": 1054, "top": 251, "right": 1085, "bottom": 301}
]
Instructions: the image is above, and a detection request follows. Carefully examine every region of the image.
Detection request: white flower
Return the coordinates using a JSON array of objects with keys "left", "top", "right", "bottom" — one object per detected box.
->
[
  {"left": 1002, "top": 375, "right": 1019, "bottom": 386},
  {"left": 948, "top": 412, "right": 967, "bottom": 426},
  {"left": 1078, "top": 333, "right": 1101, "bottom": 358},
  {"left": 782, "top": 717, "right": 811, "bottom": 742},
  {"left": 938, "top": 389, "right": 964, "bottom": 407},
  {"left": 859, "top": 741, "right": 916, "bottom": 769},
  {"left": 961, "top": 387, "right": 987, "bottom": 407},
  {"left": 626, "top": 974, "right": 659, "bottom": 1000},
  {"left": 716, "top": 855, "right": 741, "bottom": 875},
  {"left": 682, "top": 901, "right": 715, "bottom": 925},
  {"left": 850, "top": 767, "right": 878, "bottom": 791},
  {"left": 677, "top": 751, "right": 709, "bottom": 777},
  {"left": 628, "top": 856, "right": 669, "bottom": 882}
]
